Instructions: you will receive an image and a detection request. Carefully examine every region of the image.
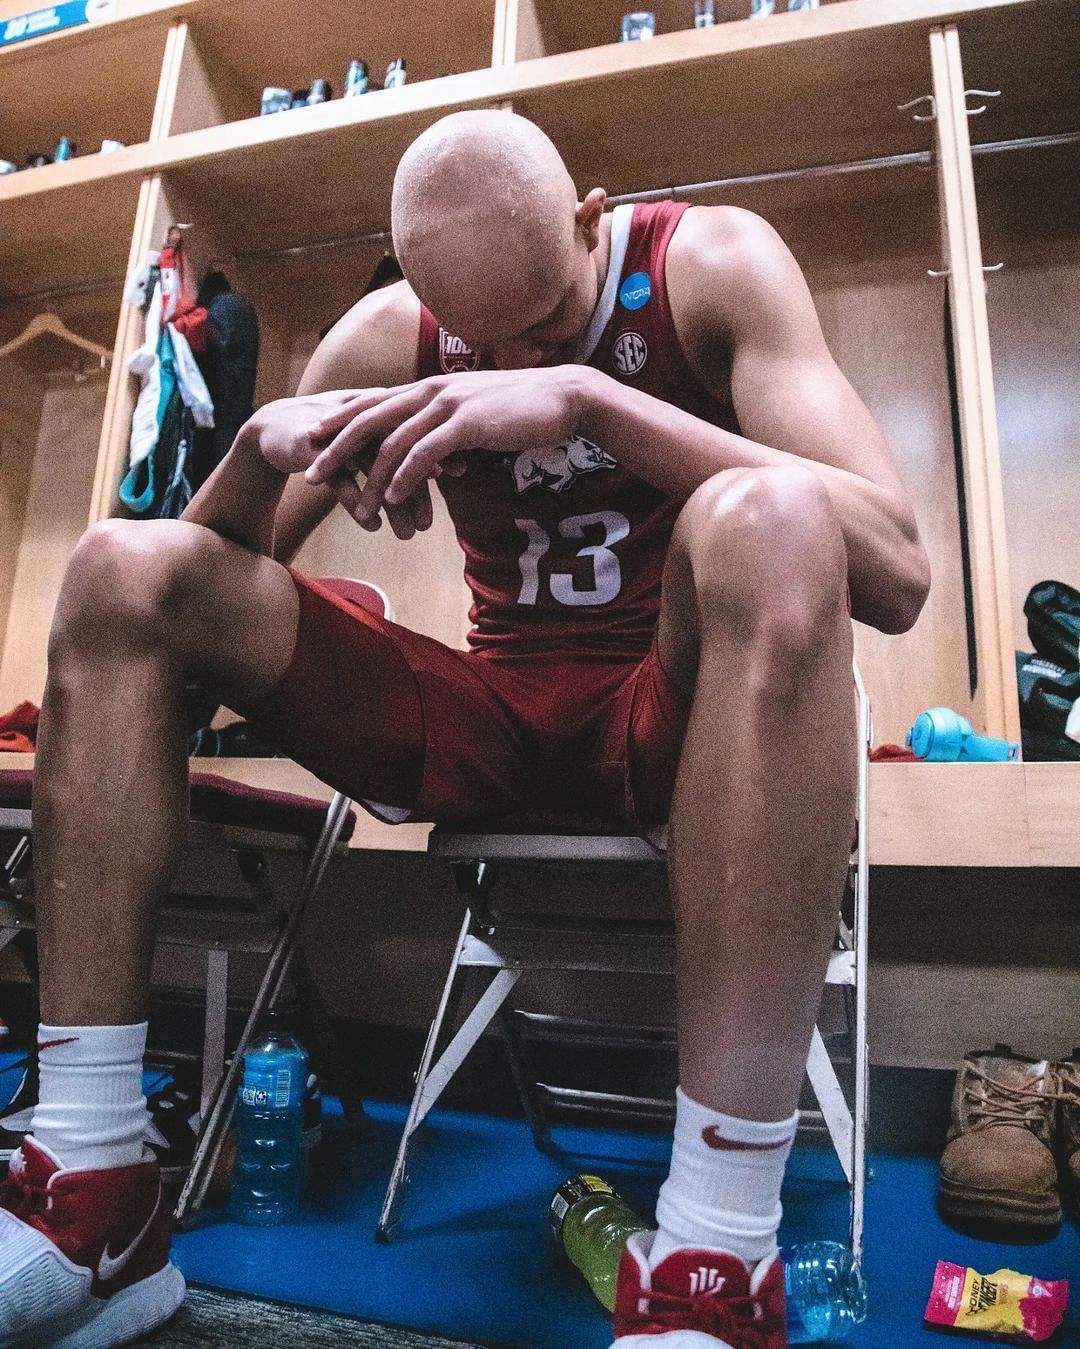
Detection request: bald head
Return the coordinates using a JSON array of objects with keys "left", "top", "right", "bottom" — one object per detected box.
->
[{"left": 392, "top": 111, "right": 581, "bottom": 344}]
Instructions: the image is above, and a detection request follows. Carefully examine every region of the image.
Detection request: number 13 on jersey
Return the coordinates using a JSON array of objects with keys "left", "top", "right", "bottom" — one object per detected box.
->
[{"left": 515, "top": 511, "right": 630, "bottom": 607}]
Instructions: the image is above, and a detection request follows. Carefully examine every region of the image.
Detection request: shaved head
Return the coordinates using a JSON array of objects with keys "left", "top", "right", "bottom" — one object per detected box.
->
[{"left": 392, "top": 111, "right": 582, "bottom": 346}]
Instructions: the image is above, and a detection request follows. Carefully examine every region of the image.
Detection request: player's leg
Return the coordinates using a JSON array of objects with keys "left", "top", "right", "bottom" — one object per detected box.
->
[
  {"left": 613, "top": 464, "right": 855, "bottom": 1346},
  {"left": 34, "top": 519, "right": 302, "bottom": 1030},
  {"left": 660, "top": 463, "right": 855, "bottom": 1124},
  {"left": 2, "top": 518, "right": 310, "bottom": 1347}
]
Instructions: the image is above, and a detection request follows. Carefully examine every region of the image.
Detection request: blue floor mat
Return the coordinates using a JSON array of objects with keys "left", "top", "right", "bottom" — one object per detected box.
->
[{"left": 173, "top": 1100, "right": 1079, "bottom": 1347}]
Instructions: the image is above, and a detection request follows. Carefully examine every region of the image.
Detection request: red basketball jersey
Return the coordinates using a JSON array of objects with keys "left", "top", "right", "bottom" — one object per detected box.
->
[{"left": 417, "top": 201, "right": 741, "bottom": 656}]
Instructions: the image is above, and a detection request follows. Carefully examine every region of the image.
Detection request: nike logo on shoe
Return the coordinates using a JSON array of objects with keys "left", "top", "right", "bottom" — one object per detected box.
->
[
  {"left": 701, "top": 1126, "right": 793, "bottom": 1151},
  {"left": 37, "top": 1036, "right": 80, "bottom": 1052},
  {"left": 96, "top": 1180, "right": 162, "bottom": 1283}
]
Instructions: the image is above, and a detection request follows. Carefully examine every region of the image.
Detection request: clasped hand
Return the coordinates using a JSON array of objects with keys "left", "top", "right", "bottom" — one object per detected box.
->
[{"left": 255, "top": 367, "right": 584, "bottom": 539}]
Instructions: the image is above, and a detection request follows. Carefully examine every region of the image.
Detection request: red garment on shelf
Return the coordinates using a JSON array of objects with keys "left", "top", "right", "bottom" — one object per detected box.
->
[
  {"left": 870, "top": 743, "right": 918, "bottom": 762},
  {"left": 0, "top": 701, "right": 39, "bottom": 753}
]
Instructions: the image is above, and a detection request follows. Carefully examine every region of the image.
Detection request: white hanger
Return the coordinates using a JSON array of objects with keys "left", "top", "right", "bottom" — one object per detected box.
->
[{"left": 0, "top": 312, "right": 111, "bottom": 366}]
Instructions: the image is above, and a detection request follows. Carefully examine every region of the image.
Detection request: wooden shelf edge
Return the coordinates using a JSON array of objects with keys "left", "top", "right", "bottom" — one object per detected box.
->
[
  {"left": 0, "top": 0, "right": 188, "bottom": 63},
  {"left": 0, "top": 0, "right": 1060, "bottom": 210},
  {"left": 3, "top": 754, "right": 1079, "bottom": 864}
]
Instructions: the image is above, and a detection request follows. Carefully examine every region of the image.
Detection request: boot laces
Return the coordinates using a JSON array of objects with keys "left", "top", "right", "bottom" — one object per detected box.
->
[
  {"left": 641, "top": 1284, "right": 785, "bottom": 1348},
  {"left": 965, "top": 1064, "right": 1065, "bottom": 1131}
]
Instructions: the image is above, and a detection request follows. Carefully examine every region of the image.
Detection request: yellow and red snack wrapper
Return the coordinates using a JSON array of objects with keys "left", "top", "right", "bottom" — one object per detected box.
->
[{"left": 924, "top": 1260, "right": 1068, "bottom": 1342}]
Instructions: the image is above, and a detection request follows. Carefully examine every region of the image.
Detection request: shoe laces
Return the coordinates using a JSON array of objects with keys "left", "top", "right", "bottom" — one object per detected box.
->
[
  {"left": 640, "top": 1285, "right": 785, "bottom": 1348},
  {"left": 965, "top": 1064, "right": 1066, "bottom": 1131}
]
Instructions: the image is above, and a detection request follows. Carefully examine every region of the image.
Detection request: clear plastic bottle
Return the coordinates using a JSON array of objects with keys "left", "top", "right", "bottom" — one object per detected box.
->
[
  {"left": 345, "top": 59, "right": 369, "bottom": 96},
  {"left": 551, "top": 1176, "right": 868, "bottom": 1341},
  {"left": 228, "top": 1021, "right": 308, "bottom": 1226},
  {"left": 782, "top": 1241, "right": 868, "bottom": 1344}
]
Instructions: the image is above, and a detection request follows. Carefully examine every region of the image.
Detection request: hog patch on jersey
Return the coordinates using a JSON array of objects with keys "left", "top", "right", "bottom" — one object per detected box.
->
[{"left": 508, "top": 436, "right": 618, "bottom": 494}]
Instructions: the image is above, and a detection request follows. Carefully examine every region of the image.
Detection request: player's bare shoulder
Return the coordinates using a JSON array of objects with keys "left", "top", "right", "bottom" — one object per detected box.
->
[
  {"left": 302, "top": 279, "right": 423, "bottom": 394},
  {"left": 667, "top": 206, "right": 789, "bottom": 336},
  {"left": 666, "top": 205, "right": 808, "bottom": 391}
]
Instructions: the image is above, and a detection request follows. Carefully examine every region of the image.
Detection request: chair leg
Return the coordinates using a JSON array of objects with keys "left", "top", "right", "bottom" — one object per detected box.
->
[
  {"left": 175, "top": 791, "right": 353, "bottom": 1228},
  {"left": 805, "top": 1026, "right": 853, "bottom": 1184},
  {"left": 201, "top": 948, "right": 229, "bottom": 1121},
  {"left": 850, "top": 662, "right": 872, "bottom": 1264},
  {"left": 377, "top": 907, "right": 521, "bottom": 1241}
]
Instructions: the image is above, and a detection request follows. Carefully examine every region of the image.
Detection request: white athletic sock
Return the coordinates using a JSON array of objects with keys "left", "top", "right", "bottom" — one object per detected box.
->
[
  {"left": 29, "top": 1023, "right": 149, "bottom": 1171},
  {"left": 652, "top": 1087, "right": 798, "bottom": 1267}
]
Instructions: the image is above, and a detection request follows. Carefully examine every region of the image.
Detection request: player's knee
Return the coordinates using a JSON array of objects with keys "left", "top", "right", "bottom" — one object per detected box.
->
[
  {"left": 676, "top": 466, "right": 848, "bottom": 662},
  {"left": 52, "top": 519, "right": 213, "bottom": 660}
]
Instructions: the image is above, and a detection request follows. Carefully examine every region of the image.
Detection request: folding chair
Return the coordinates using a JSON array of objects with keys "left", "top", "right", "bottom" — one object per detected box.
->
[
  {"left": 378, "top": 666, "right": 872, "bottom": 1264},
  {"left": 0, "top": 768, "right": 356, "bottom": 1225}
]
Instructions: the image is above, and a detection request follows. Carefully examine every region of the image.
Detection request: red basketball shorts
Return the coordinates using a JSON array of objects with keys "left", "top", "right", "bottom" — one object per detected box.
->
[{"left": 237, "top": 572, "right": 692, "bottom": 831}]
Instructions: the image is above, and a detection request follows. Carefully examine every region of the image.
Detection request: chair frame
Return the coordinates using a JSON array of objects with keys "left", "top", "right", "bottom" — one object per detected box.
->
[
  {"left": 0, "top": 789, "right": 354, "bottom": 1227},
  {"left": 377, "top": 668, "right": 873, "bottom": 1262}
]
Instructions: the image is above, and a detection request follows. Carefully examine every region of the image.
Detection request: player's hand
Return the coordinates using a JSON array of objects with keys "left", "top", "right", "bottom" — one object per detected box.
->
[
  {"left": 249, "top": 390, "right": 435, "bottom": 539},
  {"left": 301, "top": 367, "right": 586, "bottom": 527}
]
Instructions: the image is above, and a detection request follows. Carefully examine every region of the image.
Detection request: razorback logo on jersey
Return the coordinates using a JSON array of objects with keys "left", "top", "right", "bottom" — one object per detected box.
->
[
  {"left": 438, "top": 329, "right": 480, "bottom": 373},
  {"left": 508, "top": 436, "right": 618, "bottom": 494}
]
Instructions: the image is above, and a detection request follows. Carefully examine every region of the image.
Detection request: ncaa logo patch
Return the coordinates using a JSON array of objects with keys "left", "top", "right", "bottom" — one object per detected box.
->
[
  {"left": 619, "top": 271, "right": 651, "bottom": 311},
  {"left": 439, "top": 329, "right": 480, "bottom": 373},
  {"left": 612, "top": 331, "right": 648, "bottom": 376}
]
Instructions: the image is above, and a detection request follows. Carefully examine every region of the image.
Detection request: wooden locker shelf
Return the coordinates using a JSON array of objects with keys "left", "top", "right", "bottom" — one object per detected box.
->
[
  {"left": 178, "top": 0, "right": 501, "bottom": 130},
  {"left": 144, "top": 80, "right": 511, "bottom": 258},
  {"left": 3, "top": 754, "right": 1077, "bottom": 864},
  {"left": 1, "top": 0, "right": 1071, "bottom": 272},
  {"left": 0, "top": 173, "right": 145, "bottom": 300},
  {"left": 0, "top": 14, "right": 170, "bottom": 169}
]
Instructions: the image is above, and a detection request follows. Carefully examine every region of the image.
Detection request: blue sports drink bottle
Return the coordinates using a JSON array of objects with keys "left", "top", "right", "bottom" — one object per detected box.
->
[
  {"left": 228, "top": 1022, "right": 308, "bottom": 1225},
  {"left": 906, "top": 707, "right": 1019, "bottom": 762}
]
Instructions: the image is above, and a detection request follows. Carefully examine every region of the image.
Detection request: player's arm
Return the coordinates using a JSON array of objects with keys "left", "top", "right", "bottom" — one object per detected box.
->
[
  {"left": 272, "top": 284, "right": 423, "bottom": 563},
  {"left": 183, "top": 283, "right": 422, "bottom": 560},
  {"left": 581, "top": 207, "right": 930, "bottom": 633}
]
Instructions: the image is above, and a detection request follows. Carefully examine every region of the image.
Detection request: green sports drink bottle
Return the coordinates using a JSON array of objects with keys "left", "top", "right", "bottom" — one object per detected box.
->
[
  {"left": 550, "top": 1175, "right": 651, "bottom": 1312},
  {"left": 551, "top": 1174, "right": 869, "bottom": 1341}
]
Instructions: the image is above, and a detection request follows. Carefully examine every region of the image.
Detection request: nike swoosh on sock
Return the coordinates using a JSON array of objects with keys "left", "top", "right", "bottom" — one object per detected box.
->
[
  {"left": 701, "top": 1126, "right": 793, "bottom": 1151},
  {"left": 37, "top": 1037, "right": 80, "bottom": 1052}
]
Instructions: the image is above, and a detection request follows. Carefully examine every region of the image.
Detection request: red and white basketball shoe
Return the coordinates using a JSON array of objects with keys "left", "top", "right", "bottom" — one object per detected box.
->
[
  {"left": 0, "top": 1138, "right": 184, "bottom": 1347},
  {"left": 610, "top": 1231, "right": 787, "bottom": 1349}
]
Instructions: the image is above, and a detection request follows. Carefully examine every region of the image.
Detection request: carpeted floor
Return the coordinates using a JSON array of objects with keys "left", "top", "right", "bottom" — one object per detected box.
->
[
  {"left": 138, "top": 1285, "right": 487, "bottom": 1347},
  {"left": 171, "top": 1100, "right": 1080, "bottom": 1348}
]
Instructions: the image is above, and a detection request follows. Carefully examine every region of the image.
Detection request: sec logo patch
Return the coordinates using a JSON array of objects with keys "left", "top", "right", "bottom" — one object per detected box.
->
[{"left": 612, "top": 331, "right": 648, "bottom": 376}]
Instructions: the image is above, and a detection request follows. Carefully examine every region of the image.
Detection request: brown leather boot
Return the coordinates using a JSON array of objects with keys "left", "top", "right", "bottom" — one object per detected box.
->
[
  {"left": 938, "top": 1047, "right": 1061, "bottom": 1237},
  {"left": 1053, "top": 1053, "right": 1080, "bottom": 1216}
]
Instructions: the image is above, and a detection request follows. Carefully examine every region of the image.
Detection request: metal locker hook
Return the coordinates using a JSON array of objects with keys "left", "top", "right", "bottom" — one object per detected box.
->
[
  {"left": 964, "top": 89, "right": 1001, "bottom": 116},
  {"left": 898, "top": 95, "right": 937, "bottom": 122}
]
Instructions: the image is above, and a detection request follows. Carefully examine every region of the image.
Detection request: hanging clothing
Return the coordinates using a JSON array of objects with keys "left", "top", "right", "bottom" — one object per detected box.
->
[
  {"left": 122, "top": 238, "right": 214, "bottom": 519},
  {"left": 192, "top": 285, "right": 259, "bottom": 487}
]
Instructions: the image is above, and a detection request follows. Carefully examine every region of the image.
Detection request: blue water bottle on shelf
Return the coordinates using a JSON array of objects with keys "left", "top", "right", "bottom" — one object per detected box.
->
[
  {"left": 906, "top": 707, "right": 1019, "bottom": 762},
  {"left": 781, "top": 1241, "right": 868, "bottom": 1343},
  {"left": 228, "top": 1016, "right": 308, "bottom": 1226}
]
